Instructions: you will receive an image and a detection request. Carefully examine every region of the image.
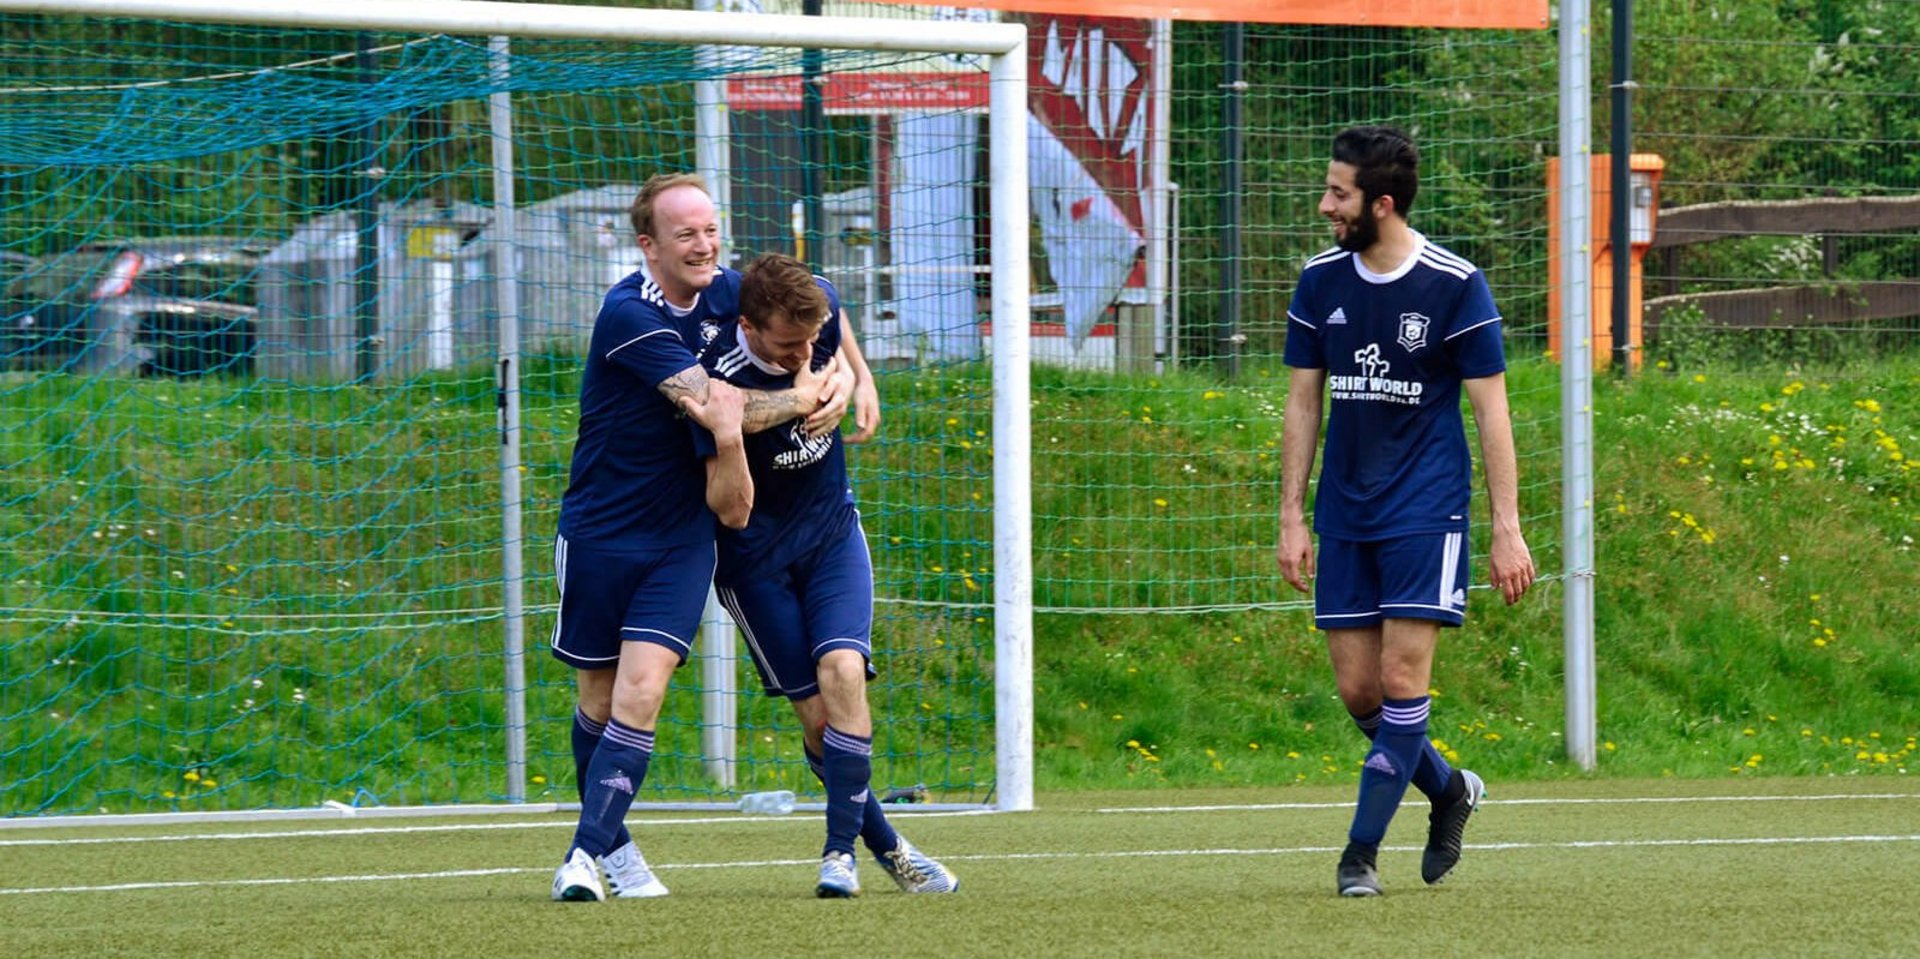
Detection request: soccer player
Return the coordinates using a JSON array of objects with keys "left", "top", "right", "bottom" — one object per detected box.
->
[
  {"left": 702, "top": 252, "right": 958, "bottom": 898},
  {"left": 1275, "top": 126, "right": 1536, "bottom": 897},
  {"left": 550, "top": 174, "right": 858, "bottom": 903}
]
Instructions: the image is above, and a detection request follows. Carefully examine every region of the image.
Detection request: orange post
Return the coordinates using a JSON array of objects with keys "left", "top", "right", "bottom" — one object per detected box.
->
[{"left": 1547, "top": 153, "right": 1664, "bottom": 371}]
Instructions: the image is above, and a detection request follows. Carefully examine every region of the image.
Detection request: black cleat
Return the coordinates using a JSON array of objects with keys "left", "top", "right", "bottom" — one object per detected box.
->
[
  {"left": 1422, "top": 768, "right": 1486, "bottom": 885},
  {"left": 1337, "top": 842, "right": 1382, "bottom": 897}
]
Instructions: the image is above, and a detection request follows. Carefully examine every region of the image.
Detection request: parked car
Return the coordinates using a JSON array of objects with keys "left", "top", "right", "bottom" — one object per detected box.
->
[
  {"left": 1, "top": 251, "right": 50, "bottom": 370},
  {"left": 3, "top": 237, "right": 268, "bottom": 376},
  {"left": 0, "top": 250, "right": 36, "bottom": 286}
]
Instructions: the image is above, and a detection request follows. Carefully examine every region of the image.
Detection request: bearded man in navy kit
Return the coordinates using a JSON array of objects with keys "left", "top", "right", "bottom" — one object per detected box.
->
[{"left": 1276, "top": 126, "right": 1536, "bottom": 897}]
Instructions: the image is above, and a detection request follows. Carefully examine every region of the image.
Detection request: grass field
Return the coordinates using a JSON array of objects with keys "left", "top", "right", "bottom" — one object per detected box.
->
[{"left": 4, "top": 778, "right": 1916, "bottom": 958}]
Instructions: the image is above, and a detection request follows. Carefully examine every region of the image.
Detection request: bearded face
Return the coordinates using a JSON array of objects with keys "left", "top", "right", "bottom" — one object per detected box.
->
[
  {"left": 1333, "top": 197, "right": 1381, "bottom": 253},
  {"left": 1320, "top": 160, "right": 1383, "bottom": 254}
]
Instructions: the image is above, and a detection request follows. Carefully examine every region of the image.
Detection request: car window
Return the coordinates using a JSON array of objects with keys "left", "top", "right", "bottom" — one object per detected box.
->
[
  {"left": 0, "top": 254, "right": 36, "bottom": 290},
  {"left": 21, "top": 251, "right": 115, "bottom": 302},
  {"left": 135, "top": 260, "right": 256, "bottom": 304}
]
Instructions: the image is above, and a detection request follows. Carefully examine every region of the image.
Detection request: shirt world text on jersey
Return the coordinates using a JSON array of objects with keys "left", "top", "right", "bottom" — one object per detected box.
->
[
  {"left": 1329, "top": 342, "right": 1424, "bottom": 406},
  {"left": 774, "top": 421, "right": 836, "bottom": 469}
]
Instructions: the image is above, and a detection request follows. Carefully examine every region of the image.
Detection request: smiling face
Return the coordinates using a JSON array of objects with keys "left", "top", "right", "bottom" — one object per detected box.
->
[
  {"left": 740, "top": 309, "right": 822, "bottom": 373},
  {"left": 636, "top": 184, "right": 719, "bottom": 305},
  {"left": 1319, "top": 160, "right": 1382, "bottom": 254}
]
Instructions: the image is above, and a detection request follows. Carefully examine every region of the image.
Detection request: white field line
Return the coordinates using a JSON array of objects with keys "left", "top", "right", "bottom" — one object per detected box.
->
[
  {"left": 4, "top": 834, "right": 1918, "bottom": 896},
  {"left": 0, "top": 808, "right": 997, "bottom": 848},
  {"left": 1095, "top": 792, "right": 1920, "bottom": 814},
  {"left": 5, "top": 792, "right": 1915, "bottom": 848}
]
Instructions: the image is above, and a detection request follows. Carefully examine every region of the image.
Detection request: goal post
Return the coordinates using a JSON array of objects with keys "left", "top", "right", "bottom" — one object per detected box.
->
[{"left": 0, "top": 0, "right": 1031, "bottom": 821}]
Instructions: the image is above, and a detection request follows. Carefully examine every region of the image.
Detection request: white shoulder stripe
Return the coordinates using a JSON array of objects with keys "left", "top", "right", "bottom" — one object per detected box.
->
[
  {"left": 605, "top": 327, "right": 679, "bottom": 359},
  {"left": 713, "top": 345, "right": 752, "bottom": 377},
  {"left": 1422, "top": 244, "right": 1478, "bottom": 272},
  {"left": 1444, "top": 316, "right": 1502, "bottom": 340},
  {"left": 1304, "top": 247, "right": 1348, "bottom": 270},
  {"left": 1286, "top": 310, "right": 1318, "bottom": 330},
  {"left": 1416, "top": 252, "right": 1473, "bottom": 281}
]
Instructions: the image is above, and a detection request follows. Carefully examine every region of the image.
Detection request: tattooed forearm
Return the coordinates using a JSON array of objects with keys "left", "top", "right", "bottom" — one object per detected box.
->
[
  {"left": 657, "top": 365, "right": 712, "bottom": 408},
  {"left": 741, "top": 387, "right": 811, "bottom": 433}
]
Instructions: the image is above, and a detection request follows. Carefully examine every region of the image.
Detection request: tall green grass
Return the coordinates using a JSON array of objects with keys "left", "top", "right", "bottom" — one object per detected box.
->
[
  {"left": 1034, "top": 354, "right": 1917, "bottom": 789},
  {"left": 2, "top": 351, "right": 1914, "bottom": 815}
]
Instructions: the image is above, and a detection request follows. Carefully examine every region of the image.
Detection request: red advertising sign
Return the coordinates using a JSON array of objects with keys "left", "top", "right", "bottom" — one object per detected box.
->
[
  {"left": 868, "top": 0, "right": 1548, "bottom": 29},
  {"left": 724, "top": 72, "right": 991, "bottom": 112}
]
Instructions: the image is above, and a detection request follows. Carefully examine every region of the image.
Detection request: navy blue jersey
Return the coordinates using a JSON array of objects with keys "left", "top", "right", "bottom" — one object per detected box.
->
[
  {"left": 557, "top": 266, "right": 740, "bottom": 549},
  {"left": 1283, "top": 234, "right": 1506, "bottom": 540},
  {"left": 698, "top": 275, "right": 855, "bottom": 583}
]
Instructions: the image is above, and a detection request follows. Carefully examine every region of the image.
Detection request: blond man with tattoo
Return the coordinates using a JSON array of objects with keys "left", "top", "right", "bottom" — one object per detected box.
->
[{"left": 549, "top": 174, "right": 867, "bottom": 902}]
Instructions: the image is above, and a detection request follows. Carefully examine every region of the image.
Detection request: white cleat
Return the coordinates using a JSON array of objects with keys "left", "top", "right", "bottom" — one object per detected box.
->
[
  {"left": 551, "top": 847, "right": 606, "bottom": 902},
  {"left": 601, "top": 840, "right": 670, "bottom": 899},
  {"left": 816, "top": 851, "right": 861, "bottom": 898},
  {"left": 876, "top": 837, "right": 959, "bottom": 894}
]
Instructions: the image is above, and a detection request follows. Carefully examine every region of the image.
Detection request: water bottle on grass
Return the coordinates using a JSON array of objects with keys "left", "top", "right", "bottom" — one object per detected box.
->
[{"left": 736, "top": 789, "right": 796, "bottom": 814}]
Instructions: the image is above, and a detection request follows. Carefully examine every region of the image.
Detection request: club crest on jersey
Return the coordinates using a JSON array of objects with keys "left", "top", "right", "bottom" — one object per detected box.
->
[
  {"left": 701, "top": 321, "right": 720, "bottom": 344},
  {"left": 1396, "top": 312, "right": 1430, "bottom": 352}
]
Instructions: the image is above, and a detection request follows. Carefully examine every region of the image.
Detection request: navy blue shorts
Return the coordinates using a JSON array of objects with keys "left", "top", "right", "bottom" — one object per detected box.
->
[
  {"left": 547, "top": 534, "right": 716, "bottom": 670},
  {"left": 1313, "top": 531, "right": 1470, "bottom": 630},
  {"left": 715, "top": 521, "right": 876, "bottom": 700}
]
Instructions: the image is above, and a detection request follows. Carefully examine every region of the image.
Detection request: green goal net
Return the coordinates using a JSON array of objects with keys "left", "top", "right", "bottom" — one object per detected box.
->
[
  {"left": 2, "top": 1, "right": 1565, "bottom": 817},
  {"left": 0, "top": 8, "right": 1006, "bottom": 817}
]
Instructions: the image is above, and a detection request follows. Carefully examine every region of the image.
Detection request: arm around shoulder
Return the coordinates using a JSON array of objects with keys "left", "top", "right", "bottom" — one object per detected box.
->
[
  {"left": 705, "top": 434, "right": 753, "bottom": 530},
  {"left": 834, "top": 308, "right": 881, "bottom": 443}
]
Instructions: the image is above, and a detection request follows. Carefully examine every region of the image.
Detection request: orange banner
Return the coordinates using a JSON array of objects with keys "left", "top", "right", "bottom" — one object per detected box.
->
[{"left": 867, "top": 0, "right": 1547, "bottom": 29}]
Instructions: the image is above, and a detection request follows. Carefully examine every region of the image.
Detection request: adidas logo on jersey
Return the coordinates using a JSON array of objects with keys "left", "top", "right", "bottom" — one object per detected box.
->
[{"left": 1328, "top": 306, "right": 1348, "bottom": 325}]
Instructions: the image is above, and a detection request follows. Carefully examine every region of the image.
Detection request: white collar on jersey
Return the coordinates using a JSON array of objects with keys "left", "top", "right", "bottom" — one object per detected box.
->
[
  {"left": 663, "top": 294, "right": 701, "bottom": 318},
  {"left": 735, "top": 330, "right": 792, "bottom": 376},
  {"left": 1352, "top": 231, "right": 1427, "bottom": 285}
]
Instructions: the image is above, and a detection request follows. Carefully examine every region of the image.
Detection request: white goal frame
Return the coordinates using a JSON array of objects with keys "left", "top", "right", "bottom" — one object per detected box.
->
[{"left": 0, "top": 0, "right": 1033, "bottom": 825}]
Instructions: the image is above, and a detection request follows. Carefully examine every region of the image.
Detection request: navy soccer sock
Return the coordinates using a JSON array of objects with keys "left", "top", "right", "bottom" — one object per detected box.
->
[
  {"left": 820, "top": 725, "right": 879, "bottom": 858},
  {"left": 572, "top": 708, "right": 633, "bottom": 852},
  {"left": 807, "top": 743, "right": 900, "bottom": 857},
  {"left": 570, "top": 719, "right": 653, "bottom": 858},
  {"left": 1350, "top": 704, "right": 1457, "bottom": 805},
  {"left": 1347, "top": 696, "right": 1430, "bottom": 847}
]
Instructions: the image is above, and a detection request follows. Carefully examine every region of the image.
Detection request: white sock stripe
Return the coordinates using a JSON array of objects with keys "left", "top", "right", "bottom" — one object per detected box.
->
[
  {"left": 603, "top": 721, "right": 655, "bottom": 752},
  {"left": 573, "top": 708, "right": 606, "bottom": 736},
  {"left": 822, "top": 726, "right": 873, "bottom": 755},
  {"left": 1380, "top": 700, "right": 1431, "bottom": 726}
]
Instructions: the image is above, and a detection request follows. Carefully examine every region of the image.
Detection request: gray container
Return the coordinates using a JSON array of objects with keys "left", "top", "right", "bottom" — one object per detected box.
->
[
  {"left": 256, "top": 200, "right": 494, "bottom": 381},
  {"left": 501, "top": 184, "right": 646, "bottom": 351}
]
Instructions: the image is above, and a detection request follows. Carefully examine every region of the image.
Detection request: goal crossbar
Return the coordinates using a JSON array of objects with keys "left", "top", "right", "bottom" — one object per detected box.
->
[{"left": 0, "top": 0, "right": 1026, "bottom": 54}]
